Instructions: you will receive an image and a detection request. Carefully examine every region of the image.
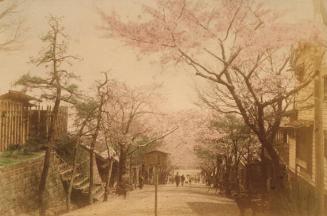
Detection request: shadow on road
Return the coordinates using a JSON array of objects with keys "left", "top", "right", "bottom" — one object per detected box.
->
[{"left": 187, "top": 201, "right": 239, "bottom": 216}]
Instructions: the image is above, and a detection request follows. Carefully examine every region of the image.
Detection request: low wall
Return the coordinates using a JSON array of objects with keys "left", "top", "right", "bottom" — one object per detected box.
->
[{"left": 0, "top": 153, "right": 66, "bottom": 216}]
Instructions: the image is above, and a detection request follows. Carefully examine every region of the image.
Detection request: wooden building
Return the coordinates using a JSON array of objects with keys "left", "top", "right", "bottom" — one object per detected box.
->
[
  {"left": 0, "top": 90, "right": 68, "bottom": 151},
  {"left": 278, "top": 43, "right": 327, "bottom": 195},
  {"left": 142, "top": 150, "right": 170, "bottom": 185}
]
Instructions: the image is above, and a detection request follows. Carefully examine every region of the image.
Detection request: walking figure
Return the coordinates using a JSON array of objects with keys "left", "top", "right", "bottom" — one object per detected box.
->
[
  {"left": 118, "top": 173, "right": 130, "bottom": 199},
  {"left": 139, "top": 175, "right": 144, "bottom": 189},
  {"left": 181, "top": 174, "right": 185, "bottom": 186},
  {"left": 175, "top": 172, "right": 181, "bottom": 187}
]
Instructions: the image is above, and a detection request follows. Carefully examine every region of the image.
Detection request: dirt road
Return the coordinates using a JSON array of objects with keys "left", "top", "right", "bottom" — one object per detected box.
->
[{"left": 63, "top": 184, "right": 240, "bottom": 216}]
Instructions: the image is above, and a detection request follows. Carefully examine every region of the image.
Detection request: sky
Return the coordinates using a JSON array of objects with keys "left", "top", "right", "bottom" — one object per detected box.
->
[{"left": 0, "top": 0, "right": 316, "bottom": 112}]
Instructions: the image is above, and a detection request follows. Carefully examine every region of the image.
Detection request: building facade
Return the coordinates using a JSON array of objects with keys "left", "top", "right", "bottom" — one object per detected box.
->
[{"left": 279, "top": 43, "right": 327, "bottom": 193}]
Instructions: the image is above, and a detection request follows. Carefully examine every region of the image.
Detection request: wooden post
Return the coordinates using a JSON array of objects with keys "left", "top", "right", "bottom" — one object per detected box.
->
[
  {"left": 154, "top": 166, "right": 158, "bottom": 216},
  {"left": 22, "top": 105, "right": 25, "bottom": 145},
  {"left": 37, "top": 104, "right": 41, "bottom": 138},
  {"left": 9, "top": 102, "right": 12, "bottom": 146},
  {"left": 19, "top": 104, "right": 23, "bottom": 145},
  {"left": 14, "top": 103, "right": 18, "bottom": 145},
  {"left": 26, "top": 106, "right": 30, "bottom": 142},
  {"left": 315, "top": 73, "right": 324, "bottom": 216},
  {"left": 4, "top": 101, "right": 8, "bottom": 150},
  {"left": 0, "top": 101, "right": 2, "bottom": 151},
  {"left": 6, "top": 101, "right": 10, "bottom": 149},
  {"left": 136, "top": 166, "right": 140, "bottom": 187},
  {"left": 9, "top": 101, "right": 12, "bottom": 147},
  {"left": 17, "top": 104, "right": 20, "bottom": 145},
  {"left": 11, "top": 102, "right": 15, "bottom": 145},
  {"left": 46, "top": 106, "right": 50, "bottom": 139},
  {"left": 154, "top": 153, "right": 160, "bottom": 216}
]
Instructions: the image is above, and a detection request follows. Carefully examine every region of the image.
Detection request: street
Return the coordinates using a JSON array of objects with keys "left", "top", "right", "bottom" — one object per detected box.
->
[{"left": 63, "top": 184, "right": 240, "bottom": 216}]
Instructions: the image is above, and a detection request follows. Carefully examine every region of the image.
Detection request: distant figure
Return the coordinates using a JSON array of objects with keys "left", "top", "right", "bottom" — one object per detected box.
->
[
  {"left": 119, "top": 173, "right": 130, "bottom": 199},
  {"left": 175, "top": 172, "right": 181, "bottom": 187},
  {"left": 139, "top": 175, "right": 144, "bottom": 189},
  {"left": 181, "top": 175, "right": 185, "bottom": 186}
]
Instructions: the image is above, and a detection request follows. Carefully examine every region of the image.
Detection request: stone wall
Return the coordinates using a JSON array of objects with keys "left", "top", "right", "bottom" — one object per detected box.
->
[{"left": 0, "top": 153, "right": 66, "bottom": 216}]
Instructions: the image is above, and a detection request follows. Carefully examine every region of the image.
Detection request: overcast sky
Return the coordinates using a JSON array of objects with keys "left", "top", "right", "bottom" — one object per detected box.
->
[{"left": 0, "top": 0, "right": 315, "bottom": 111}]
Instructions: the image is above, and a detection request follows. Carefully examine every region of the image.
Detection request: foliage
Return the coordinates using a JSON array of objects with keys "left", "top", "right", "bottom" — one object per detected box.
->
[
  {"left": 2, "top": 138, "right": 46, "bottom": 157},
  {"left": 15, "top": 16, "right": 80, "bottom": 103},
  {"left": 0, "top": 0, "right": 22, "bottom": 51},
  {"left": 55, "top": 134, "right": 77, "bottom": 163},
  {"left": 100, "top": 0, "right": 326, "bottom": 189},
  {"left": 0, "top": 148, "right": 42, "bottom": 167},
  {"left": 194, "top": 114, "right": 259, "bottom": 193}
]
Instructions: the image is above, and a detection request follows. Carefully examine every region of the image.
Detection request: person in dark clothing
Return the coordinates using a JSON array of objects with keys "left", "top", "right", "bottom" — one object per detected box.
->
[
  {"left": 119, "top": 173, "right": 130, "bottom": 199},
  {"left": 175, "top": 172, "right": 181, "bottom": 187},
  {"left": 181, "top": 175, "right": 185, "bottom": 186},
  {"left": 139, "top": 175, "right": 144, "bottom": 189}
]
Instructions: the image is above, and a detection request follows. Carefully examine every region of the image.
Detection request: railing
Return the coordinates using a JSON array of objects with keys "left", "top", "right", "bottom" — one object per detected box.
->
[{"left": 52, "top": 150, "right": 90, "bottom": 178}]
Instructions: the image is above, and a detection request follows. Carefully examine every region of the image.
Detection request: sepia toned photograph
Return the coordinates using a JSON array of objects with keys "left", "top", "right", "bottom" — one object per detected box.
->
[{"left": 0, "top": 0, "right": 327, "bottom": 215}]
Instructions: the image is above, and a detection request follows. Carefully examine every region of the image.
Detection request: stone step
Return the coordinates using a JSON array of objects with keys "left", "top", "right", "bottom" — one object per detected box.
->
[
  {"left": 73, "top": 177, "right": 89, "bottom": 187},
  {"left": 76, "top": 182, "right": 90, "bottom": 191},
  {"left": 93, "top": 189, "right": 105, "bottom": 201},
  {"left": 80, "top": 184, "right": 103, "bottom": 195},
  {"left": 58, "top": 162, "right": 68, "bottom": 170},
  {"left": 62, "top": 172, "right": 82, "bottom": 181},
  {"left": 92, "top": 185, "right": 103, "bottom": 195},
  {"left": 60, "top": 168, "right": 73, "bottom": 176}
]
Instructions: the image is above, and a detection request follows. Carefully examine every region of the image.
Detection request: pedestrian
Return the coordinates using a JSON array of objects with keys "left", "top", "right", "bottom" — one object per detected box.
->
[
  {"left": 175, "top": 172, "right": 181, "bottom": 187},
  {"left": 119, "top": 173, "right": 130, "bottom": 199},
  {"left": 139, "top": 175, "right": 144, "bottom": 189},
  {"left": 181, "top": 175, "right": 185, "bottom": 186}
]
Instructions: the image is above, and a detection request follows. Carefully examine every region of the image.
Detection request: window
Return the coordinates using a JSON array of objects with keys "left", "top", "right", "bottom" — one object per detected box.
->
[
  {"left": 296, "top": 127, "right": 313, "bottom": 174},
  {"left": 275, "top": 130, "right": 288, "bottom": 146},
  {"left": 275, "top": 129, "right": 289, "bottom": 164},
  {"left": 295, "top": 63, "right": 305, "bottom": 82}
]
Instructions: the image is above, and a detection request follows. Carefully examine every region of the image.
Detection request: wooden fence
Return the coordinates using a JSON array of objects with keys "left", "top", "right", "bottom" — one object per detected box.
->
[{"left": 0, "top": 100, "right": 68, "bottom": 152}]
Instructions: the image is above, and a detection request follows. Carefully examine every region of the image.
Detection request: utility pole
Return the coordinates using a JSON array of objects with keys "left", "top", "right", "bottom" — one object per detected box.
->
[{"left": 315, "top": 68, "right": 325, "bottom": 216}]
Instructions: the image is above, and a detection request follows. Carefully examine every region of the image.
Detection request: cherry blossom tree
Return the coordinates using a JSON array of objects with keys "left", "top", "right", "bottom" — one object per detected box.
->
[
  {"left": 100, "top": 80, "right": 165, "bottom": 185},
  {"left": 0, "top": 0, "right": 22, "bottom": 51},
  {"left": 155, "top": 109, "right": 207, "bottom": 168},
  {"left": 195, "top": 114, "right": 259, "bottom": 194},
  {"left": 100, "top": 0, "right": 325, "bottom": 190}
]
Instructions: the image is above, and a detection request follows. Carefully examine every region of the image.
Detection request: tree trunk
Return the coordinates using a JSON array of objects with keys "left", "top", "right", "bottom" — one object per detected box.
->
[
  {"left": 39, "top": 88, "right": 61, "bottom": 216},
  {"left": 66, "top": 141, "right": 80, "bottom": 211},
  {"left": 104, "top": 159, "right": 113, "bottom": 201},
  {"left": 66, "top": 145, "right": 78, "bottom": 211},
  {"left": 67, "top": 119, "right": 87, "bottom": 211},
  {"left": 118, "top": 145, "right": 127, "bottom": 184},
  {"left": 214, "top": 156, "right": 220, "bottom": 189},
  {"left": 39, "top": 149, "right": 51, "bottom": 216},
  {"left": 89, "top": 94, "right": 105, "bottom": 204},
  {"left": 39, "top": 111, "right": 60, "bottom": 215},
  {"left": 89, "top": 148, "right": 95, "bottom": 204},
  {"left": 263, "top": 141, "right": 285, "bottom": 192}
]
